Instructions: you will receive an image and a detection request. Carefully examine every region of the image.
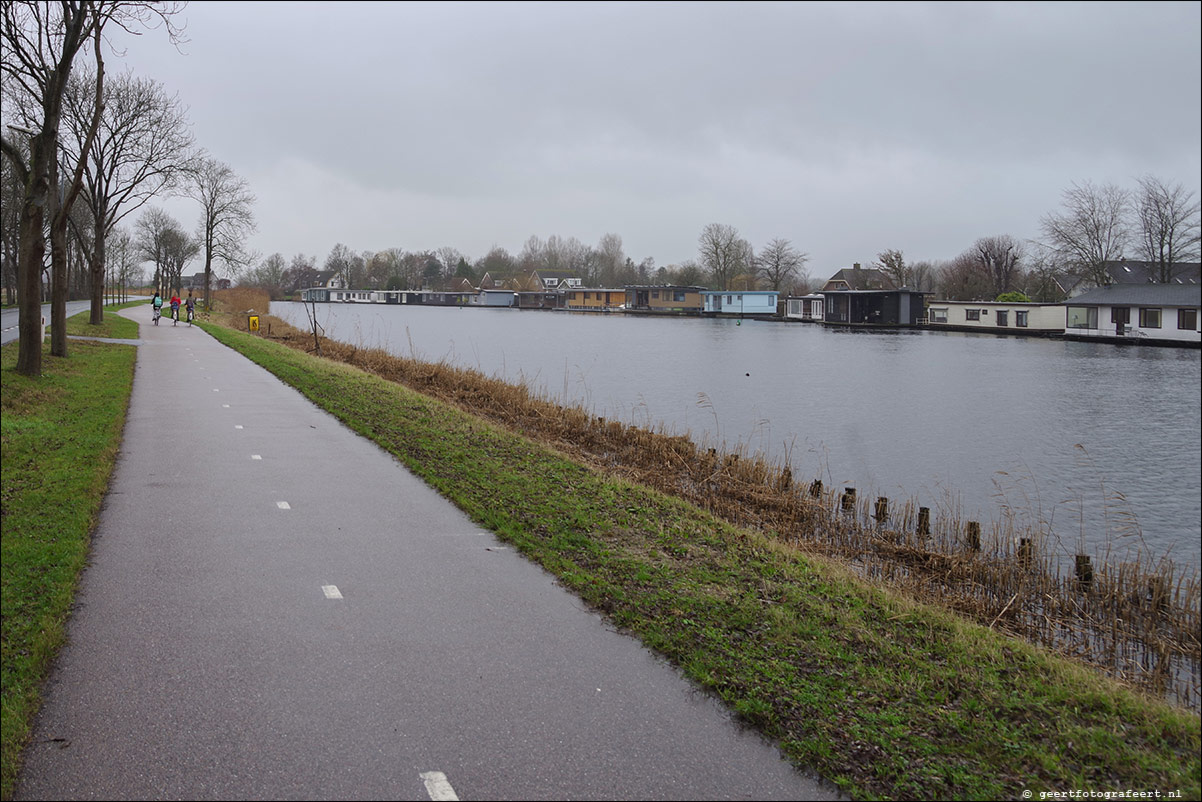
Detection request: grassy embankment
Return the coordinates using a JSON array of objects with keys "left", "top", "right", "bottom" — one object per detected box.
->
[
  {"left": 1, "top": 327, "right": 136, "bottom": 800},
  {"left": 195, "top": 318, "right": 1200, "bottom": 801}
]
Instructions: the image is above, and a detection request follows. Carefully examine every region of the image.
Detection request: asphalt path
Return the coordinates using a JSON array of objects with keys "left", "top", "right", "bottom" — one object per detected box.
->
[{"left": 14, "top": 309, "right": 841, "bottom": 801}]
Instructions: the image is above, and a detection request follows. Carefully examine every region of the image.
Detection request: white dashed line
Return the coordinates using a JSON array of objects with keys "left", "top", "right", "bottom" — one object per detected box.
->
[
  {"left": 212, "top": 388, "right": 219, "bottom": 392},
  {"left": 222, "top": 404, "right": 230, "bottom": 408},
  {"left": 251, "top": 454, "right": 262, "bottom": 460},
  {"left": 277, "top": 501, "right": 290, "bottom": 509},
  {"left": 420, "top": 772, "right": 459, "bottom": 801},
  {"left": 235, "top": 425, "right": 244, "bottom": 430},
  {"left": 322, "top": 585, "right": 343, "bottom": 600}
]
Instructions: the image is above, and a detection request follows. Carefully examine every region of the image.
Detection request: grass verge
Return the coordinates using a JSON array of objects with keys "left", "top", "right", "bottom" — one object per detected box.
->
[
  {"left": 199, "top": 322, "right": 1200, "bottom": 801},
  {"left": 0, "top": 339, "right": 136, "bottom": 799},
  {"left": 64, "top": 304, "right": 141, "bottom": 340}
]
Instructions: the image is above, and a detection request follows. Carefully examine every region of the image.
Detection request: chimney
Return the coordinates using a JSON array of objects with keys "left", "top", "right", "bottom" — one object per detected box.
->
[{"left": 853, "top": 262, "right": 861, "bottom": 270}]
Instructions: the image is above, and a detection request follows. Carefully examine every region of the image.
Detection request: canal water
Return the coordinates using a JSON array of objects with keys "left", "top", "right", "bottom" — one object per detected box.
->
[{"left": 270, "top": 301, "right": 1202, "bottom": 574}]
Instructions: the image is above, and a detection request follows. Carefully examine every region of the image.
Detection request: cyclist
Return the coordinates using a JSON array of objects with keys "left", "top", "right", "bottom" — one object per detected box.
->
[
  {"left": 185, "top": 291, "right": 196, "bottom": 325},
  {"left": 169, "top": 293, "right": 181, "bottom": 326},
  {"left": 151, "top": 292, "right": 163, "bottom": 325}
]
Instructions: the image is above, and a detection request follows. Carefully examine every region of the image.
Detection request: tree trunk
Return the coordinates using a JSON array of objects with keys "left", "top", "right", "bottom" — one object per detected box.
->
[
  {"left": 203, "top": 253, "right": 213, "bottom": 309},
  {"left": 49, "top": 193, "right": 69, "bottom": 358},
  {"left": 90, "top": 225, "right": 107, "bottom": 324},
  {"left": 16, "top": 198, "right": 45, "bottom": 376}
]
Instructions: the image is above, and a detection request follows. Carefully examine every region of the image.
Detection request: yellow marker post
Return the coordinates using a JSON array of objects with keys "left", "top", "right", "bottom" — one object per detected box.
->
[{"left": 248, "top": 315, "right": 260, "bottom": 332}]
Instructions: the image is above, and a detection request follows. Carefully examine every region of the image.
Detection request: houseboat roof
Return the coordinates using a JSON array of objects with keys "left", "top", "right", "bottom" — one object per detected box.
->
[{"left": 1070, "top": 284, "right": 1202, "bottom": 306}]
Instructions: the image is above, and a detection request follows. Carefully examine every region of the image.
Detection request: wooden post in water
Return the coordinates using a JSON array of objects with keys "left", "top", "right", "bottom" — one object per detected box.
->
[
  {"left": 917, "top": 507, "right": 931, "bottom": 537},
  {"left": 841, "top": 487, "right": 856, "bottom": 514},
  {"left": 1074, "top": 555, "right": 1093, "bottom": 590},
  {"left": 777, "top": 466, "right": 793, "bottom": 493},
  {"left": 965, "top": 521, "right": 981, "bottom": 552},
  {"left": 1017, "top": 538, "right": 1033, "bottom": 568}
]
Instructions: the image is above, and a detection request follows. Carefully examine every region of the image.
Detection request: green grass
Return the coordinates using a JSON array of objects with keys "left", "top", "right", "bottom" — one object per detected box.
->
[
  {"left": 64, "top": 303, "right": 141, "bottom": 339},
  {"left": 1, "top": 340, "right": 136, "bottom": 799},
  {"left": 197, "top": 323, "right": 1199, "bottom": 801}
]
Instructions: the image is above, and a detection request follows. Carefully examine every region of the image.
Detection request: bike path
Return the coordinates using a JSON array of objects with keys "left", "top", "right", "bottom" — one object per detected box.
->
[{"left": 15, "top": 309, "right": 840, "bottom": 801}]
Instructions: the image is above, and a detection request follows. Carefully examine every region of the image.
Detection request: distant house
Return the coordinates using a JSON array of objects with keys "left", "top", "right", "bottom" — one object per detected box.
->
[
  {"left": 1064, "top": 284, "right": 1200, "bottom": 345},
  {"left": 478, "top": 271, "right": 518, "bottom": 291},
  {"left": 474, "top": 289, "right": 518, "bottom": 307},
  {"left": 701, "top": 290, "right": 779, "bottom": 317},
  {"left": 1060, "top": 260, "right": 1201, "bottom": 297},
  {"left": 182, "top": 272, "right": 231, "bottom": 291},
  {"left": 784, "top": 294, "right": 824, "bottom": 322},
  {"left": 624, "top": 285, "right": 705, "bottom": 314},
  {"left": 563, "top": 288, "right": 625, "bottom": 311},
  {"left": 925, "top": 300, "right": 1064, "bottom": 335},
  {"left": 530, "top": 269, "right": 584, "bottom": 291},
  {"left": 822, "top": 263, "right": 895, "bottom": 292},
  {"left": 822, "top": 289, "right": 928, "bottom": 327},
  {"left": 517, "top": 291, "right": 562, "bottom": 310}
]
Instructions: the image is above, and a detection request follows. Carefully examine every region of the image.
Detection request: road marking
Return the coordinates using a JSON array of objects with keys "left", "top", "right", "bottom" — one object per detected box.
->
[
  {"left": 277, "top": 501, "right": 290, "bottom": 509},
  {"left": 222, "top": 404, "right": 230, "bottom": 408},
  {"left": 212, "top": 388, "right": 219, "bottom": 392},
  {"left": 420, "top": 771, "right": 458, "bottom": 801},
  {"left": 235, "top": 425, "right": 244, "bottom": 430},
  {"left": 322, "top": 585, "right": 342, "bottom": 600},
  {"left": 251, "top": 455, "right": 262, "bottom": 460}
]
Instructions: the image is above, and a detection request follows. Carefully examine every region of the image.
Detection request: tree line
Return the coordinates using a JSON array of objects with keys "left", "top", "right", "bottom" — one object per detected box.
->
[
  {"left": 2, "top": 1, "right": 256, "bottom": 378},
  {"left": 238, "top": 171, "right": 1199, "bottom": 308}
]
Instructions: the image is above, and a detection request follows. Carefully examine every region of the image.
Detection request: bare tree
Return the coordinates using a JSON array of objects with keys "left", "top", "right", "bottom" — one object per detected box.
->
[
  {"left": 1135, "top": 175, "right": 1201, "bottom": 283},
  {"left": 698, "top": 223, "right": 749, "bottom": 290},
  {"left": 874, "top": 248, "right": 909, "bottom": 288},
  {"left": 322, "top": 242, "right": 353, "bottom": 289},
  {"left": 134, "top": 205, "right": 175, "bottom": 291},
  {"left": 434, "top": 246, "right": 464, "bottom": 285},
  {"left": 284, "top": 253, "right": 317, "bottom": 294},
  {"left": 908, "top": 259, "right": 939, "bottom": 293},
  {"left": 1039, "top": 180, "right": 1130, "bottom": 289},
  {"left": 755, "top": 237, "right": 808, "bottom": 292},
  {"left": 106, "top": 225, "right": 139, "bottom": 300},
  {"left": 188, "top": 156, "right": 255, "bottom": 307},
  {"left": 970, "top": 235, "right": 1024, "bottom": 298},
  {"left": 937, "top": 253, "right": 993, "bottom": 301},
  {"left": 596, "top": 232, "right": 624, "bottom": 286},
  {"left": 62, "top": 68, "right": 193, "bottom": 323}
]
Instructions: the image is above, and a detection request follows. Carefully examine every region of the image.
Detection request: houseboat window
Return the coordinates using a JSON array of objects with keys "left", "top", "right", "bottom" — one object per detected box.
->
[
  {"left": 966, "top": 309, "right": 981, "bottom": 321},
  {"left": 1066, "top": 306, "right": 1098, "bottom": 329},
  {"left": 1112, "top": 307, "right": 1130, "bottom": 325},
  {"left": 1179, "top": 309, "right": 1198, "bottom": 330},
  {"left": 1015, "top": 310, "right": 1028, "bottom": 328},
  {"left": 652, "top": 291, "right": 660, "bottom": 300},
  {"left": 1139, "top": 308, "right": 1162, "bottom": 328},
  {"left": 930, "top": 308, "right": 948, "bottom": 323},
  {"left": 674, "top": 290, "right": 687, "bottom": 302}
]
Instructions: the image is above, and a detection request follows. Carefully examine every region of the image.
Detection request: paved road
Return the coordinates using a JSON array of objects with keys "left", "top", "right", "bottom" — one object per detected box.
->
[
  {"left": 14, "top": 309, "right": 841, "bottom": 801},
  {"left": 2, "top": 299, "right": 144, "bottom": 345}
]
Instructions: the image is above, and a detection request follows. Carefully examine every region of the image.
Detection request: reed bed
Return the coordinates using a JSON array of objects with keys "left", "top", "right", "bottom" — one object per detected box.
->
[{"left": 218, "top": 292, "right": 1201, "bottom": 710}]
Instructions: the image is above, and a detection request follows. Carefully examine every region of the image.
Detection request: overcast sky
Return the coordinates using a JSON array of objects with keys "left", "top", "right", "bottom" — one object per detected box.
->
[{"left": 107, "top": 0, "right": 1202, "bottom": 277}]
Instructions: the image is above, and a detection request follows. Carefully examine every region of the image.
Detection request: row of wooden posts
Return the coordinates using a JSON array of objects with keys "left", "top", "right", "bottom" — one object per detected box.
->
[{"left": 827, "top": 484, "right": 1096, "bottom": 589}]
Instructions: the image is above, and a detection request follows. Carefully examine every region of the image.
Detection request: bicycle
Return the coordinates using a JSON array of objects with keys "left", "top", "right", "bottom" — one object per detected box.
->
[
  {"left": 152, "top": 305, "right": 161, "bottom": 326},
  {"left": 186, "top": 304, "right": 196, "bottom": 326},
  {"left": 171, "top": 305, "right": 180, "bottom": 326}
]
